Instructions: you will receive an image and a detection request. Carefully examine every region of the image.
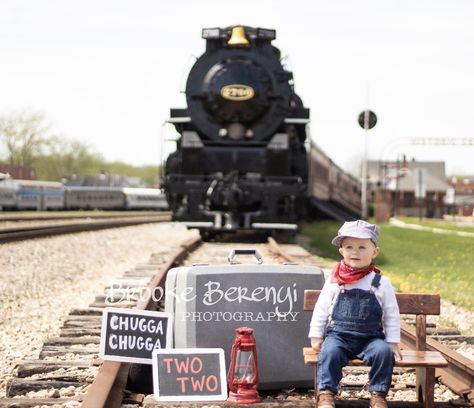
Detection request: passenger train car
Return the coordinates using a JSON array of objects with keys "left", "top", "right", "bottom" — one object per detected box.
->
[
  {"left": 122, "top": 188, "right": 169, "bottom": 210},
  {"left": 64, "top": 186, "right": 126, "bottom": 210},
  {"left": 0, "top": 178, "right": 168, "bottom": 211},
  {"left": 0, "top": 176, "right": 16, "bottom": 210},
  {"left": 64, "top": 186, "right": 169, "bottom": 210},
  {"left": 0, "top": 179, "right": 64, "bottom": 210},
  {"left": 308, "top": 144, "right": 361, "bottom": 220},
  {"left": 16, "top": 180, "right": 64, "bottom": 210}
]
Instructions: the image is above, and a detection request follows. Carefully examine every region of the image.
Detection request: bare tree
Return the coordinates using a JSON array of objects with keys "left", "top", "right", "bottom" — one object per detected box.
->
[
  {"left": 0, "top": 109, "right": 49, "bottom": 166},
  {"left": 35, "top": 135, "right": 105, "bottom": 180}
]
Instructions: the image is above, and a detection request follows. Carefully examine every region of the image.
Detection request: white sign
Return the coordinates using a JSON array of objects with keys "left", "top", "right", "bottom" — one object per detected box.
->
[
  {"left": 444, "top": 187, "right": 455, "bottom": 205},
  {"left": 413, "top": 168, "right": 427, "bottom": 199}
]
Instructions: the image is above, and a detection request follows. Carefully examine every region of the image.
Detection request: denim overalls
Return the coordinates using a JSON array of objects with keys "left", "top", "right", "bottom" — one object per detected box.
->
[{"left": 317, "top": 274, "right": 395, "bottom": 394}]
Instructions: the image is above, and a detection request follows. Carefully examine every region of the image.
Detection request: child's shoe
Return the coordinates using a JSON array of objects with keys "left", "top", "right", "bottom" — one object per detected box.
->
[
  {"left": 317, "top": 390, "right": 335, "bottom": 408},
  {"left": 370, "top": 392, "right": 388, "bottom": 408}
]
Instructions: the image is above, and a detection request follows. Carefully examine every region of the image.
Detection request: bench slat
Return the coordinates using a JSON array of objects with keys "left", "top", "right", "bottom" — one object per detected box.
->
[
  {"left": 303, "top": 348, "right": 448, "bottom": 368},
  {"left": 304, "top": 290, "right": 440, "bottom": 315}
]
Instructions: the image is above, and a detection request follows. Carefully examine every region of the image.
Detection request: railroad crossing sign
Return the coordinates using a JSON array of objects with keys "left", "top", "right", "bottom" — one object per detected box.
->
[{"left": 358, "top": 110, "right": 377, "bottom": 130}]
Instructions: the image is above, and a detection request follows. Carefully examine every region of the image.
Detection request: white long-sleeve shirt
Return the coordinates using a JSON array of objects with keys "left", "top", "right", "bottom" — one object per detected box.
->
[{"left": 308, "top": 271, "right": 400, "bottom": 343}]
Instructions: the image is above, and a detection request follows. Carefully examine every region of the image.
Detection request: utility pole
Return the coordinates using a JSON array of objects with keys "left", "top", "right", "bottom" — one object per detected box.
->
[{"left": 358, "top": 110, "right": 377, "bottom": 219}]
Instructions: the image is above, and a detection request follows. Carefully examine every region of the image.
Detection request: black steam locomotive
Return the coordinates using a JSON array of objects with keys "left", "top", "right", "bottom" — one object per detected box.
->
[{"left": 163, "top": 25, "right": 310, "bottom": 235}]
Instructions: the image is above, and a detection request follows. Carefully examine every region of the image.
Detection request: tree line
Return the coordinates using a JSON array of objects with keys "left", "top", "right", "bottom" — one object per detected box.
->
[{"left": 0, "top": 109, "right": 161, "bottom": 186}]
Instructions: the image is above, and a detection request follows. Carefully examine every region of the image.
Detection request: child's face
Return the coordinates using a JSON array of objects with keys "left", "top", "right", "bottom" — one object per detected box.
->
[{"left": 339, "top": 237, "right": 380, "bottom": 269}]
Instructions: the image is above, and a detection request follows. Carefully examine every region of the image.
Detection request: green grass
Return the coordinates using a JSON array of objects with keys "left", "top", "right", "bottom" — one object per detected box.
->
[
  {"left": 302, "top": 220, "right": 474, "bottom": 310},
  {"left": 396, "top": 216, "right": 474, "bottom": 233}
]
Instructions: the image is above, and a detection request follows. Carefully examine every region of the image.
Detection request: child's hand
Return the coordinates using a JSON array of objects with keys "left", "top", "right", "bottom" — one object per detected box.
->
[
  {"left": 389, "top": 343, "right": 403, "bottom": 361},
  {"left": 311, "top": 337, "right": 323, "bottom": 352}
]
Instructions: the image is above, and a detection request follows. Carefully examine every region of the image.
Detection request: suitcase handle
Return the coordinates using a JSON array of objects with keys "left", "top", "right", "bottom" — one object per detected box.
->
[{"left": 228, "top": 249, "right": 263, "bottom": 264}]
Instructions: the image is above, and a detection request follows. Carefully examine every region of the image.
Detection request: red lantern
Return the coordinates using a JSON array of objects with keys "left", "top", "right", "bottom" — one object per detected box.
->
[{"left": 227, "top": 327, "right": 260, "bottom": 404}]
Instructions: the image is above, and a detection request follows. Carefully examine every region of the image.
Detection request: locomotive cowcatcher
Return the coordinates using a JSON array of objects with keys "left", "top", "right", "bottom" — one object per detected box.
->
[{"left": 163, "top": 25, "right": 310, "bottom": 236}]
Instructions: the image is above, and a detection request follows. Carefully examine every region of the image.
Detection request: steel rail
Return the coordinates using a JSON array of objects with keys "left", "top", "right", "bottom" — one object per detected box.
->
[
  {"left": 266, "top": 236, "right": 297, "bottom": 263},
  {"left": 400, "top": 321, "right": 474, "bottom": 404},
  {"left": 0, "top": 214, "right": 170, "bottom": 243},
  {"left": 81, "top": 235, "right": 202, "bottom": 408},
  {"left": 0, "top": 211, "right": 170, "bottom": 222}
]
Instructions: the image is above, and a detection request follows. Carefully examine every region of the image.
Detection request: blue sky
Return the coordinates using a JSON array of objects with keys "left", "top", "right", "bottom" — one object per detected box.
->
[{"left": 1, "top": 0, "right": 473, "bottom": 175}]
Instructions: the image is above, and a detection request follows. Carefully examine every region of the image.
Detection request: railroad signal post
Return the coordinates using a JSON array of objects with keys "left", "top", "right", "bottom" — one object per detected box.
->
[{"left": 358, "top": 110, "right": 377, "bottom": 219}]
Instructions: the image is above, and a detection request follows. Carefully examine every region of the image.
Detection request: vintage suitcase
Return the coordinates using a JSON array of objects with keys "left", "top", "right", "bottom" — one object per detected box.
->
[{"left": 165, "top": 249, "right": 325, "bottom": 389}]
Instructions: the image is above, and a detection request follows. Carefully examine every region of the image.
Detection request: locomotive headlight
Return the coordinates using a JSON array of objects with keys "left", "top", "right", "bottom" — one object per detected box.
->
[{"left": 227, "top": 123, "right": 245, "bottom": 140}]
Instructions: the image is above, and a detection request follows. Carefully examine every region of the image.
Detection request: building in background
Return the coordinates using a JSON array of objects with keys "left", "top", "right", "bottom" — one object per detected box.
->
[
  {"left": 367, "top": 158, "right": 448, "bottom": 219},
  {"left": 0, "top": 164, "right": 36, "bottom": 180},
  {"left": 449, "top": 176, "right": 474, "bottom": 216}
]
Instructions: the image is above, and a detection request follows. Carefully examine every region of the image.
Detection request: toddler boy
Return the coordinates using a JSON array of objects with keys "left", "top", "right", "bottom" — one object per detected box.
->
[{"left": 309, "top": 220, "right": 402, "bottom": 408}]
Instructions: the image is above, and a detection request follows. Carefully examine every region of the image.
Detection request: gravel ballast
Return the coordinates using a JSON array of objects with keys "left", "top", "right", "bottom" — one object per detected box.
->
[{"left": 0, "top": 222, "right": 196, "bottom": 397}]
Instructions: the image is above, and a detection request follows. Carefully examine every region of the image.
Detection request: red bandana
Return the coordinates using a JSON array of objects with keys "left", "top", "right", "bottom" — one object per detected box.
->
[{"left": 332, "top": 260, "right": 380, "bottom": 284}]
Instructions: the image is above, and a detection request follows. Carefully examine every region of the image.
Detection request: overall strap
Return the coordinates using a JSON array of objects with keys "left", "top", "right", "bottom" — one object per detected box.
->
[{"left": 371, "top": 273, "right": 382, "bottom": 289}]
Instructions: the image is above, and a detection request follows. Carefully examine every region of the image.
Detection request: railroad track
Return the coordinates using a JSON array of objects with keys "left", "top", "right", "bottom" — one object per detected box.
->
[
  {"left": 0, "top": 235, "right": 472, "bottom": 407},
  {"left": 400, "top": 322, "right": 474, "bottom": 402},
  {"left": 0, "top": 213, "right": 170, "bottom": 243},
  {"left": 0, "top": 211, "right": 170, "bottom": 223}
]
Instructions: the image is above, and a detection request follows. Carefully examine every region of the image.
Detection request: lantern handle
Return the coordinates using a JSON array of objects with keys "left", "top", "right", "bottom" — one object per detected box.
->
[{"left": 228, "top": 249, "right": 263, "bottom": 264}]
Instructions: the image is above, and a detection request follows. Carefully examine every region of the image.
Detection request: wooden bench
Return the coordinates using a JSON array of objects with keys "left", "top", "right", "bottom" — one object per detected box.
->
[{"left": 303, "top": 290, "right": 448, "bottom": 408}]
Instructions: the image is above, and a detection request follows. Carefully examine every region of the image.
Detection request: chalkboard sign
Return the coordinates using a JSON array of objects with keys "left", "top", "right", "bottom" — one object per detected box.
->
[
  {"left": 152, "top": 348, "right": 227, "bottom": 401},
  {"left": 100, "top": 307, "right": 173, "bottom": 364}
]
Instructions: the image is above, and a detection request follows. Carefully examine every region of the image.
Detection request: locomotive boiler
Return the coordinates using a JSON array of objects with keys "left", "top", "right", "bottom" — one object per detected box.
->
[{"left": 163, "top": 25, "right": 310, "bottom": 236}]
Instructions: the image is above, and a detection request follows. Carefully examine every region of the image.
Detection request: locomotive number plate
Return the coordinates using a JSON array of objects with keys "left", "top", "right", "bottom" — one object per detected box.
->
[{"left": 220, "top": 84, "right": 254, "bottom": 101}]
